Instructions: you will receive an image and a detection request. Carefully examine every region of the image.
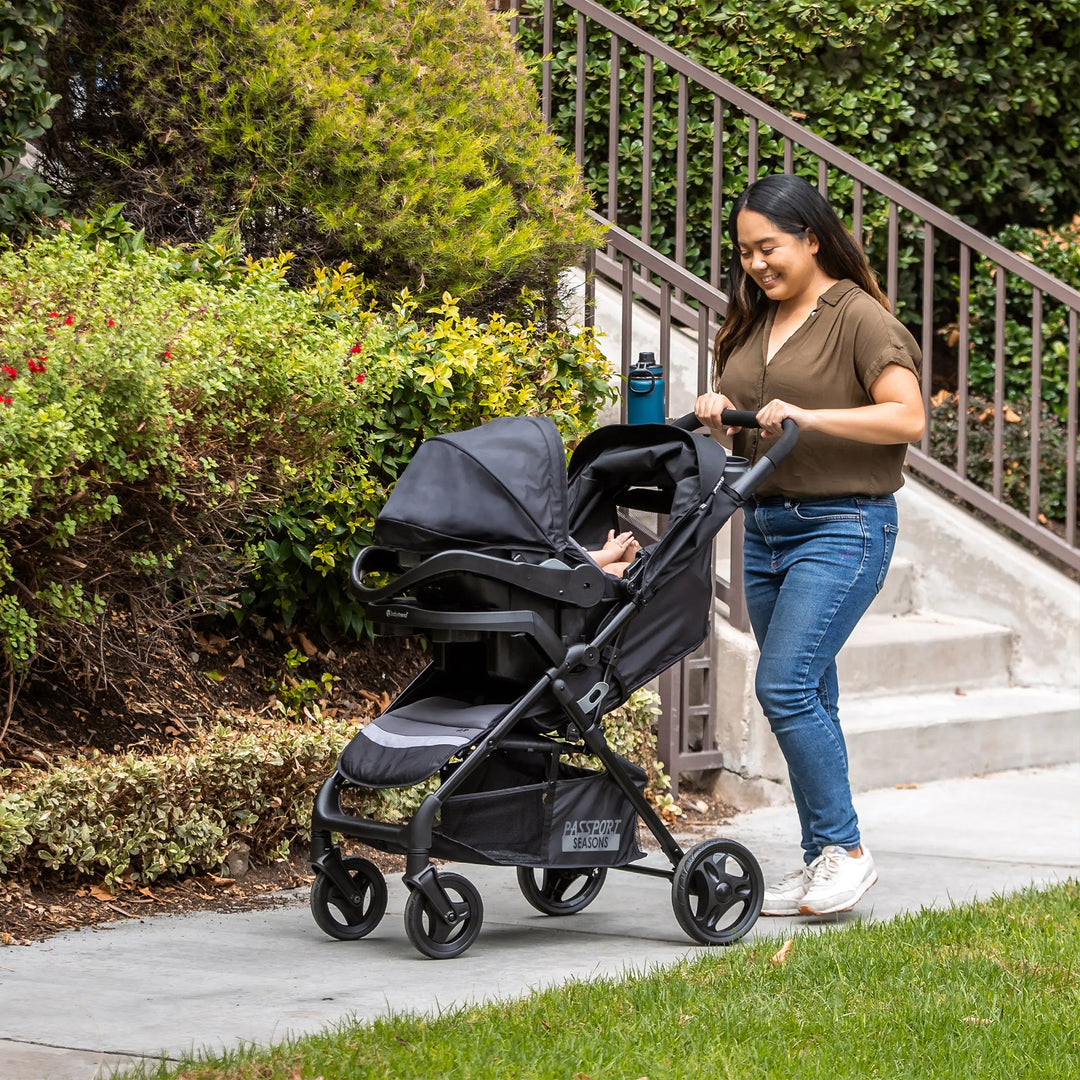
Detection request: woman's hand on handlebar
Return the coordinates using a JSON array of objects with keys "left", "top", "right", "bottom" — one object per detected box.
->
[
  {"left": 695, "top": 392, "right": 740, "bottom": 436},
  {"left": 756, "top": 398, "right": 811, "bottom": 438}
]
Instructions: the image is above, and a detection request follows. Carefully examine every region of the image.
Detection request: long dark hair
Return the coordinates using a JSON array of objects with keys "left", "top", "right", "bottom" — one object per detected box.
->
[{"left": 712, "top": 173, "right": 887, "bottom": 388}]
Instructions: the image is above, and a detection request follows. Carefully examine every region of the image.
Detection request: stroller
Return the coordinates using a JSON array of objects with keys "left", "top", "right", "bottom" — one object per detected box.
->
[{"left": 309, "top": 409, "right": 797, "bottom": 958}]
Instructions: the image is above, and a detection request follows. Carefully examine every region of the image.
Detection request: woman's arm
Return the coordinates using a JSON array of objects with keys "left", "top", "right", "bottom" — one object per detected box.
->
[{"left": 756, "top": 364, "right": 925, "bottom": 444}]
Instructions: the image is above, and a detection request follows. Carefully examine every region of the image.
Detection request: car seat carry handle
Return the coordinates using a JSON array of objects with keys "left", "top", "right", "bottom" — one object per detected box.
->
[{"left": 351, "top": 546, "right": 606, "bottom": 608}]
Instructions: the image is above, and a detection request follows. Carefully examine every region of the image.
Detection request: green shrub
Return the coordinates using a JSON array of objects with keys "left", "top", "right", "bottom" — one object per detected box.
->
[
  {"left": 250, "top": 289, "right": 617, "bottom": 632},
  {"left": 0, "top": 689, "right": 667, "bottom": 885},
  {"left": 37, "top": 0, "right": 602, "bottom": 308},
  {"left": 0, "top": 0, "right": 64, "bottom": 235},
  {"left": 953, "top": 218, "right": 1080, "bottom": 421},
  {"left": 0, "top": 229, "right": 615, "bottom": 682},
  {"left": 928, "top": 391, "right": 1078, "bottom": 530},
  {"left": 0, "top": 231, "right": 373, "bottom": 675},
  {"left": 518, "top": 0, "right": 1080, "bottom": 279}
]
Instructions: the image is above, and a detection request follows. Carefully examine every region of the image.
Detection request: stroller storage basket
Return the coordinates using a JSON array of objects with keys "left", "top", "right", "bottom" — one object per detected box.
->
[{"left": 437, "top": 748, "right": 646, "bottom": 868}]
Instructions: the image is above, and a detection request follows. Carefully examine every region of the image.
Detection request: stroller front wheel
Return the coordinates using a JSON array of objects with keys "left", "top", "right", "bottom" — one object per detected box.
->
[
  {"left": 671, "top": 838, "right": 763, "bottom": 946},
  {"left": 404, "top": 871, "right": 484, "bottom": 959},
  {"left": 310, "top": 855, "right": 389, "bottom": 940},
  {"left": 516, "top": 865, "right": 608, "bottom": 916}
]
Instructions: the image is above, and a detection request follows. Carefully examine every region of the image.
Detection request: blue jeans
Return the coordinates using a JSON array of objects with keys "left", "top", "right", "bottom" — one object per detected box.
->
[{"left": 742, "top": 494, "right": 899, "bottom": 863}]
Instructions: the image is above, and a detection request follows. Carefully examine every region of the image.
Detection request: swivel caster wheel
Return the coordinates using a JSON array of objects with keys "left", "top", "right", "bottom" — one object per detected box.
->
[
  {"left": 671, "top": 838, "right": 763, "bottom": 945},
  {"left": 404, "top": 871, "right": 483, "bottom": 959},
  {"left": 310, "top": 855, "right": 388, "bottom": 940}
]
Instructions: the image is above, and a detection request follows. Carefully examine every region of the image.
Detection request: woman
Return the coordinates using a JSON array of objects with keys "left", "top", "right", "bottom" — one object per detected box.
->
[{"left": 695, "top": 173, "right": 925, "bottom": 916}]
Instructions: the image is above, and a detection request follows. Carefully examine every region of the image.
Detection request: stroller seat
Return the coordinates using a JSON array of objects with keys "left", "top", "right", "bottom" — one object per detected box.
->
[{"left": 338, "top": 697, "right": 512, "bottom": 788}]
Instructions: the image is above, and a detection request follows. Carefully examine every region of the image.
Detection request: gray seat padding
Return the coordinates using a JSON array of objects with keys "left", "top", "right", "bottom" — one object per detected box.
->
[{"left": 337, "top": 697, "right": 511, "bottom": 788}]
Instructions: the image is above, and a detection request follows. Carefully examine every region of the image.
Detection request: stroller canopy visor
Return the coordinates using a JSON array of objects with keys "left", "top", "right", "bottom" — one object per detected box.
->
[{"left": 375, "top": 416, "right": 571, "bottom": 556}]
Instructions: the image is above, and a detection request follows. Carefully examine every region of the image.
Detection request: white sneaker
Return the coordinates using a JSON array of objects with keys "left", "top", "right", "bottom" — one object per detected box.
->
[
  {"left": 798, "top": 845, "right": 878, "bottom": 915},
  {"left": 761, "top": 857, "right": 819, "bottom": 916}
]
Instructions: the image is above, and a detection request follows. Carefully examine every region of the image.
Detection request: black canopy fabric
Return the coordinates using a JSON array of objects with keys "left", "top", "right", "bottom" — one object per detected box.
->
[
  {"left": 371, "top": 416, "right": 744, "bottom": 714},
  {"left": 564, "top": 422, "right": 740, "bottom": 710},
  {"left": 374, "top": 416, "right": 571, "bottom": 557},
  {"left": 567, "top": 422, "right": 734, "bottom": 603}
]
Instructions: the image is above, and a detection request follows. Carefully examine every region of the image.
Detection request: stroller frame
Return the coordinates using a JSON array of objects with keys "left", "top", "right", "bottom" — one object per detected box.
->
[{"left": 309, "top": 412, "right": 797, "bottom": 959}]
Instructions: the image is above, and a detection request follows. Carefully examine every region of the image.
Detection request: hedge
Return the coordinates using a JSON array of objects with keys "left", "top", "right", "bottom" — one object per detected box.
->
[
  {"left": 959, "top": 218, "right": 1080, "bottom": 422},
  {"left": 35, "top": 0, "right": 602, "bottom": 309},
  {"left": 0, "top": 690, "right": 670, "bottom": 885},
  {"left": 0, "top": 228, "right": 616, "bottom": 683},
  {"left": 518, "top": 0, "right": 1080, "bottom": 281}
]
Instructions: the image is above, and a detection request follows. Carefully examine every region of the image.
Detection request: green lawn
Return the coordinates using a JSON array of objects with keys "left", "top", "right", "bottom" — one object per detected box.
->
[{"left": 130, "top": 880, "right": 1079, "bottom": 1080}]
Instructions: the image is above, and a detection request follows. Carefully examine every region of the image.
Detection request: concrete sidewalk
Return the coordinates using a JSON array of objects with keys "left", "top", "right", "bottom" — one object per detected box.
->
[{"left": 2, "top": 764, "right": 1078, "bottom": 1080}]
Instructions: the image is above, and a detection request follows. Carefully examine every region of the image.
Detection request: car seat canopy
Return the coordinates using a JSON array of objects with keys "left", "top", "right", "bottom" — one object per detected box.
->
[{"left": 375, "top": 416, "right": 571, "bottom": 558}]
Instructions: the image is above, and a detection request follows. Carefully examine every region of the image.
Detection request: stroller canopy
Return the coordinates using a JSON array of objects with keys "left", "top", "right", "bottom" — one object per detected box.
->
[
  {"left": 368, "top": 414, "right": 741, "bottom": 715},
  {"left": 567, "top": 422, "right": 733, "bottom": 602},
  {"left": 375, "top": 416, "right": 571, "bottom": 557}
]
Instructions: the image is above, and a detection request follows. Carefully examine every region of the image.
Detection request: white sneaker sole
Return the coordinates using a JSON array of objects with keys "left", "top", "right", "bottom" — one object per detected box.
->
[
  {"left": 760, "top": 904, "right": 803, "bottom": 917},
  {"left": 798, "top": 871, "right": 878, "bottom": 916}
]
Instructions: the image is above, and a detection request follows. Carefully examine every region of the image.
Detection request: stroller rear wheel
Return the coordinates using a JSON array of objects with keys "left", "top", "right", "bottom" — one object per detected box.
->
[
  {"left": 310, "top": 855, "right": 388, "bottom": 940},
  {"left": 404, "top": 871, "right": 484, "bottom": 959},
  {"left": 671, "top": 838, "right": 763, "bottom": 946},
  {"left": 516, "top": 866, "right": 607, "bottom": 916}
]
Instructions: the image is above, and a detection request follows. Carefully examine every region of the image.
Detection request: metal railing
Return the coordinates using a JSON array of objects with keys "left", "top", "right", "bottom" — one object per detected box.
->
[
  {"left": 514, "top": 0, "right": 1079, "bottom": 575},
  {"left": 508, "top": 0, "right": 1080, "bottom": 789}
]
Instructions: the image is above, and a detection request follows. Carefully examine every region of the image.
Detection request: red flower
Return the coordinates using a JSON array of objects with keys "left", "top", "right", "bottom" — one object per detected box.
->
[
  {"left": 107, "top": 319, "right": 115, "bottom": 327},
  {"left": 355, "top": 372, "right": 366, "bottom": 384},
  {"left": 48, "top": 311, "right": 59, "bottom": 318},
  {"left": 349, "top": 343, "right": 362, "bottom": 354},
  {"left": 63, "top": 315, "right": 74, "bottom": 326},
  {"left": 28, "top": 358, "right": 47, "bottom": 374},
  {"left": 1, "top": 396, "right": 11, "bottom": 406},
  {"left": 162, "top": 350, "right": 172, "bottom": 359},
  {"left": 2, "top": 365, "right": 17, "bottom": 380}
]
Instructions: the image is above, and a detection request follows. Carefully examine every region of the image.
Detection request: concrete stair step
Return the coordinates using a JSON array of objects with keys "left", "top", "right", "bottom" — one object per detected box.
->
[
  {"left": 870, "top": 556, "right": 917, "bottom": 616},
  {"left": 843, "top": 686, "right": 1080, "bottom": 791},
  {"left": 838, "top": 611, "right": 1013, "bottom": 696}
]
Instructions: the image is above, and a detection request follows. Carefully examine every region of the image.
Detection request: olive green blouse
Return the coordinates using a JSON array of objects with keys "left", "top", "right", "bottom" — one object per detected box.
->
[{"left": 719, "top": 280, "right": 922, "bottom": 498}]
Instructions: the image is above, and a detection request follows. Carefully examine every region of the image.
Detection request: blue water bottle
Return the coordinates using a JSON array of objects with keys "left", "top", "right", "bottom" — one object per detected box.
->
[{"left": 626, "top": 352, "right": 666, "bottom": 425}]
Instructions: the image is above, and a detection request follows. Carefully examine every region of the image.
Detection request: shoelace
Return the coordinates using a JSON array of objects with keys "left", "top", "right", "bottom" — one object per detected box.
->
[{"left": 810, "top": 848, "right": 849, "bottom": 881}]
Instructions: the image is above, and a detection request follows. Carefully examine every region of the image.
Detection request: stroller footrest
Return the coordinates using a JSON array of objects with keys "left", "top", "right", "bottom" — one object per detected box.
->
[{"left": 337, "top": 697, "right": 510, "bottom": 788}]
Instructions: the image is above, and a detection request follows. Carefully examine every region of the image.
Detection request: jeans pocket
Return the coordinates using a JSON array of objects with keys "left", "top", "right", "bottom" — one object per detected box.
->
[
  {"left": 876, "top": 523, "right": 899, "bottom": 592},
  {"left": 790, "top": 500, "right": 861, "bottom": 523}
]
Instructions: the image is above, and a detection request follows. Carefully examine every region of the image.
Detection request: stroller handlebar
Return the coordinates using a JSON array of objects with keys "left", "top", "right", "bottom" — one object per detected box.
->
[
  {"left": 671, "top": 408, "right": 781, "bottom": 432},
  {"left": 670, "top": 410, "right": 799, "bottom": 499}
]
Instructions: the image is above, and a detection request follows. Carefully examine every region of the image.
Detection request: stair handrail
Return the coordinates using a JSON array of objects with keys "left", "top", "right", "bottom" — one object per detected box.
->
[
  {"left": 527, "top": 0, "right": 1080, "bottom": 308},
  {"left": 513, "top": 0, "right": 1080, "bottom": 576}
]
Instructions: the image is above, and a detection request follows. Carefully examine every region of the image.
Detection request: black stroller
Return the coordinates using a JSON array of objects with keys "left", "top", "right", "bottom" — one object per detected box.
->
[{"left": 309, "top": 409, "right": 797, "bottom": 958}]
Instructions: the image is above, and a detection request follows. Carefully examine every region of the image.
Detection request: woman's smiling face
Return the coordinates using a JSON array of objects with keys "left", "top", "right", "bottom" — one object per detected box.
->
[{"left": 736, "top": 209, "right": 822, "bottom": 306}]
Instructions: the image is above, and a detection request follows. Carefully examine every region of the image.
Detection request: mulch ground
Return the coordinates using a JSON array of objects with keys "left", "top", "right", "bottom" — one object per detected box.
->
[
  {"left": 0, "top": 841, "right": 407, "bottom": 947},
  {"left": 0, "top": 621, "right": 734, "bottom": 947}
]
